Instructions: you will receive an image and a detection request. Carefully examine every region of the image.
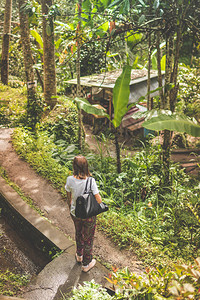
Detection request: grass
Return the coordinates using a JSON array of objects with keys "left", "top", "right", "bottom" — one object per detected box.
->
[
  {"left": 0, "top": 269, "right": 30, "bottom": 297},
  {"left": 0, "top": 83, "right": 27, "bottom": 126},
  {"left": 97, "top": 210, "right": 184, "bottom": 267},
  {"left": 0, "top": 83, "right": 26, "bottom": 102}
]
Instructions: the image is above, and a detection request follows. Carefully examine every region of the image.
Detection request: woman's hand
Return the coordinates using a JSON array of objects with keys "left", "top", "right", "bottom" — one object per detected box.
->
[
  {"left": 94, "top": 193, "right": 102, "bottom": 204},
  {"left": 95, "top": 193, "right": 106, "bottom": 209}
]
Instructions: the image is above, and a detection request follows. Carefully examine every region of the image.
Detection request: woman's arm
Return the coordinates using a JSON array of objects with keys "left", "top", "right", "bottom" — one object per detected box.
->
[
  {"left": 67, "top": 191, "right": 72, "bottom": 208},
  {"left": 94, "top": 193, "right": 102, "bottom": 204}
]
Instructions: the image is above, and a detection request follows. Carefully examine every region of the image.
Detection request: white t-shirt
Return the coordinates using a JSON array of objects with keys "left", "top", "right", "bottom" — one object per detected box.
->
[{"left": 65, "top": 176, "right": 99, "bottom": 216}]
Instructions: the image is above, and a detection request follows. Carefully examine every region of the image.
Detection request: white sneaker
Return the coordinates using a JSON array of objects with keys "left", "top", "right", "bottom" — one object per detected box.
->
[{"left": 82, "top": 259, "right": 96, "bottom": 272}]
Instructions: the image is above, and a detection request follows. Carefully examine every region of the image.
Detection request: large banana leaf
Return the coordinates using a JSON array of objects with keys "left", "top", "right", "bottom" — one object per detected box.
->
[
  {"left": 126, "top": 31, "right": 143, "bottom": 47},
  {"left": 142, "top": 114, "right": 200, "bottom": 137},
  {"left": 108, "top": 0, "right": 123, "bottom": 8},
  {"left": 75, "top": 97, "right": 110, "bottom": 118},
  {"left": 30, "top": 30, "right": 43, "bottom": 49},
  {"left": 100, "top": 0, "right": 112, "bottom": 7},
  {"left": 112, "top": 65, "right": 132, "bottom": 128}
]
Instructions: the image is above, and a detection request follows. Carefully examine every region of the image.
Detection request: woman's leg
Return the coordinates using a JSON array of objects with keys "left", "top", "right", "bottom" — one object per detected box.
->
[
  {"left": 82, "top": 216, "right": 96, "bottom": 266},
  {"left": 71, "top": 214, "right": 84, "bottom": 256}
]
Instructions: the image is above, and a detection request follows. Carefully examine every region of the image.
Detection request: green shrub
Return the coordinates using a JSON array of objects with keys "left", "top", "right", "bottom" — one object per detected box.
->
[
  {"left": 12, "top": 127, "right": 70, "bottom": 195},
  {"left": 177, "top": 63, "right": 200, "bottom": 122},
  {"left": 24, "top": 93, "right": 45, "bottom": 130},
  {"left": 87, "top": 139, "right": 200, "bottom": 262},
  {"left": 67, "top": 280, "right": 114, "bottom": 300},
  {"left": 0, "top": 83, "right": 27, "bottom": 127},
  {"left": 107, "top": 257, "right": 200, "bottom": 299},
  {"left": 41, "top": 97, "right": 79, "bottom": 145},
  {"left": 63, "top": 258, "right": 200, "bottom": 299}
]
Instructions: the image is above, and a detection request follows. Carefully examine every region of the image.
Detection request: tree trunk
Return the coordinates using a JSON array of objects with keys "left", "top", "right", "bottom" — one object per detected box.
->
[
  {"left": 162, "top": 129, "right": 172, "bottom": 185},
  {"left": 76, "top": 0, "right": 84, "bottom": 150},
  {"left": 114, "top": 128, "right": 121, "bottom": 174},
  {"left": 1, "top": 0, "right": 12, "bottom": 85},
  {"left": 170, "top": 24, "right": 182, "bottom": 112},
  {"left": 156, "top": 31, "right": 164, "bottom": 108},
  {"left": 147, "top": 0, "right": 152, "bottom": 110},
  {"left": 35, "top": 66, "right": 44, "bottom": 91},
  {"left": 147, "top": 32, "right": 151, "bottom": 110},
  {"left": 165, "top": 34, "right": 174, "bottom": 109},
  {"left": 41, "top": 0, "right": 57, "bottom": 109},
  {"left": 19, "top": 0, "right": 35, "bottom": 84},
  {"left": 156, "top": 28, "right": 175, "bottom": 184},
  {"left": 19, "top": 0, "right": 39, "bottom": 130},
  {"left": 162, "top": 19, "right": 182, "bottom": 184},
  {"left": 162, "top": 31, "right": 175, "bottom": 184}
]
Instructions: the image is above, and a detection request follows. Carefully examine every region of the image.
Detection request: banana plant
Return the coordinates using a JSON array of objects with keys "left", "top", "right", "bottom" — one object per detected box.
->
[
  {"left": 112, "top": 64, "right": 132, "bottom": 172},
  {"left": 112, "top": 65, "right": 132, "bottom": 127},
  {"left": 142, "top": 113, "right": 200, "bottom": 137},
  {"left": 75, "top": 64, "right": 132, "bottom": 173},
  {"left": 75, "top": 98, "right": 110, "bottom": 119},
  {"left": 149, "top": 41, "right": 166, "bottom": 70}
]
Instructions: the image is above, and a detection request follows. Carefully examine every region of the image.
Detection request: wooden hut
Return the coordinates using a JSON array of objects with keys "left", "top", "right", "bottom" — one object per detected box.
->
[{"left": 66, "top": 69, "right": 164, "bottom": 135}]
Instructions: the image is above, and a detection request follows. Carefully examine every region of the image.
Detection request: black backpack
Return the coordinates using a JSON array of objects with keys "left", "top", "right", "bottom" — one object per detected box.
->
[{"left": 75, "top": 177, "right": 108, "bottom": 219}]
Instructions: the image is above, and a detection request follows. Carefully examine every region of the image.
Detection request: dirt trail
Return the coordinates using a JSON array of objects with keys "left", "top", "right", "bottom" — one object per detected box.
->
[{"left": 0, "top": 127, "right": 144, "bottom": 274}]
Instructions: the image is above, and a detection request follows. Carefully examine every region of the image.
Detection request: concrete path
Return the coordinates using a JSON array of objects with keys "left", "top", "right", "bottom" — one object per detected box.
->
[{"left": 23, "top": 250, "right": 108, "bottom": 300}]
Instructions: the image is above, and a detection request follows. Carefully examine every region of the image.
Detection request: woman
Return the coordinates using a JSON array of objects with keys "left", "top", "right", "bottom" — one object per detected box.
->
[{"left": 65, "top": 155, "right": 103, "bottom": 272}]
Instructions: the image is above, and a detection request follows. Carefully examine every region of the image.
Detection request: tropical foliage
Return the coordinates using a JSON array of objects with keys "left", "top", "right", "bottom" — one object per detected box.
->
[
  {"left": 68, "top": 280, "right": 114, "bottom": 300},
  {"left": 142, "top": 113, "right": 200, "bottom": 137},
  {"left": 177, "top": 63, "right": 200, "bottom": 122},
  {"left": 0, "top": 0, "right": 200, "bottom": 297},
  {"left": 63, "top": 258, "right": 200, "bottom": 299},
  {"left": 12, "top": 119, "right": 200, "bottom": 265},
  {"left": 106, "top": 257, "right": 200, "bottom": 299}
]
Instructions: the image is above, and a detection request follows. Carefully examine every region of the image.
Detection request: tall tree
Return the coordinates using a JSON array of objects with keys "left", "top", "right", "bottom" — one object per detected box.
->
[
  {"left": 19, "top": 0, "right": 40, "bottom": 130},
  {"left": 154, "top": 0, "right": 191, "bottom": 183},
  {"left": 41, "top": 0, "right": 57, "bottom": 109},
  {"left": 76, "top": 0, "right": 83, "bottom": 150},
  {"left": 1, "top": 0, "right": 12, "bottom": 85}
]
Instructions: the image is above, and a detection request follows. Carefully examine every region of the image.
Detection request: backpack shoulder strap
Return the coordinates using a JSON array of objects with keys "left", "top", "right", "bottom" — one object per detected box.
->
[
  {"left": 84, "top": 177, "right": 93, "bottom": 193},
  {"left": 84, "top": 177, "right": 89, "bottom": 193},
  {"left": 89, "top": 177, "right": 93, "bottom": 191}
]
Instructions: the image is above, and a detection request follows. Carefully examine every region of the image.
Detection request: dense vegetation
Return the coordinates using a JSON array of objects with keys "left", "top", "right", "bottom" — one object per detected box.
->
[
  {"left": 7, "top": 87, "right": 200, "bottom": 299},
  {"left": 67, "top": 259, "right": 200, "bottom": 299},
  {"left": 2, "top": 80, "right": 198, "bottom": 267},
  {"left": 1, "top": 0, "right": 200, "bottom": 298},
  {"left": 11, "top": 110, "right": 200, "bottom": 266}
]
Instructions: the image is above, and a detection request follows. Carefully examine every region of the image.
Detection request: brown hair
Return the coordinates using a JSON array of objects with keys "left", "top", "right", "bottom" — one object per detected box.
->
[{"left": 73, "top": 155, "right": 91, "bottom": 179}]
